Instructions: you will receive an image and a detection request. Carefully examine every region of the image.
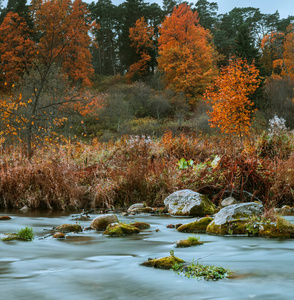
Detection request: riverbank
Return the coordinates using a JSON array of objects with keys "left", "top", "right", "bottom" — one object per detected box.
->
[{"left": 0, "top": 132, "right": 293, "bottom": 211}]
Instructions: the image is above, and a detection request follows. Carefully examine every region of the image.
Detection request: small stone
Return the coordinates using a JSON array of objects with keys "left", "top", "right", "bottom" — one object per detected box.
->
[
  {"left": 55, "top": 224, "right": 82, "bottom": 233},
  {"left": 221, "top": 197, "right": 238, "bottom": 207},
  {"left": 142, "top": 256, "right": 185, "bottom": 269},
  {"left": 53, "top": 232, "right": 65, "bottom": 239},
  {"left": 0, "top": 216, "right": 11, "bottom": 221}
]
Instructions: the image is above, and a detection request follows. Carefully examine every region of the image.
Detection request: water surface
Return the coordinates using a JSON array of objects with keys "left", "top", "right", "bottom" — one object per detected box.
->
[{"left": 1, "top": 211, "right": 293, "bottom": 300}]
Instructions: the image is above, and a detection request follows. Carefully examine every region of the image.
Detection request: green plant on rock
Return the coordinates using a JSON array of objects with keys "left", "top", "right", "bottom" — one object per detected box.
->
[
  {"left": 172, "top": 260, "right": 230, "bottom": 280},
  {"left": 17, "top": 227, "right": 34, "bottom": 241}
]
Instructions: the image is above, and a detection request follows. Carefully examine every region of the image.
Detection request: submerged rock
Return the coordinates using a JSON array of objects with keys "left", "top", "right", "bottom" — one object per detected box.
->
[
  {"left": 164, "top": 189, "right": 215, "bottom": 217},
  {"left": 103, "top": 223, "right": 140, "bottom": 236},
  {"left": 177, "top": 217, "right": 213, "bottom": 233},
  {"left": 0, "top": 216, "right": 11, "bottom": 221},
  {"left": 206, "top": 202, "right": 264, "bottom": 235},
  {"left": 90, "top": 214, "right": 119, "bottom": 231},
  {"left": 130, "top": 222, "right": 150, "bottom": 230},
  {"left": 55, "top": 224, "right": 82, "bottom": 233},
  {"left": 142, "top": 255, "right": 185, "bottom": 269}
]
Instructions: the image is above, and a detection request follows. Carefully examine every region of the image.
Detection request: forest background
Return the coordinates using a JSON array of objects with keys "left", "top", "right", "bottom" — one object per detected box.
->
[{"left": 0, "top": 0, "right": 294, "bottom": 212}]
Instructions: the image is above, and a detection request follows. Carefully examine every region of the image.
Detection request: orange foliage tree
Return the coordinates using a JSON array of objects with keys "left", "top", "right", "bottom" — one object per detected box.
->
[
  {"left": 204, "top": 58, "right": 260, "bottom": 139},
  {"left": 157, "top": 3, "right": 217, "bottom": 104},
  {"left": 0, "top": 12, "right": 35, "bottom": 89},
  {"left": 126, "top": 17, "right": 154, "bottom": 83},
  {"left": 0, "top": 0, "right": 99, "bottom": 156}
]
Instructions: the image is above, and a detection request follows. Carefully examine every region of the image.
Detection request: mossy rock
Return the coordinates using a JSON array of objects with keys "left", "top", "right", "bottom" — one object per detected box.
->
[
  {"left": 103, "top": 223, "right": 140, "bottom": 236},
  {"left": 142, "top": 256, "right": 185, "bottom": 270},
  {"left": 177, "top": 217, "right": 213, "bottom": 233},
  {"left": 164, "top": 189, "right": 215, "bottom": 217},
  {"left": 1, "top": 233, "right": 19, "bottom": 241},
  {"left": 130, "top": 222, "right": 150, "bottom": 230},
  {"left": 175, "top": 238, "right": 203, "bottom": 248},
  {"left": 55, "top": 224, "right": 82, "bottom": 233},
  {"left": 259, "top": 217, "right": 294, "bottom": 238},
  {"left": 206, "top": 220, "right": 248, "bottom": 235}
]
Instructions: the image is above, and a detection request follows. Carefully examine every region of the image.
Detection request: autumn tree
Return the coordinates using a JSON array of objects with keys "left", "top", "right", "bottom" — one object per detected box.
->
[
  {"left": 0, "top": 12, "right": 35, "bottom": 88},
  {"left": 0, "top": 0, "right": 98, "bottom": 156},
  {"left": 126, "top": 17, "right": 154, "bottom": 82},
  {"left": 204, "top": 58, "right": 260, "bottom": 140},
  {"left": 157, "top": 3, "right": 217, "bottom": 104}
]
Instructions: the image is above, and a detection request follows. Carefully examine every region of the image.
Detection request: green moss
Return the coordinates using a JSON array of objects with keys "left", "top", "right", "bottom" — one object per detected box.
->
[
  {"left": 189, "top": 196, "right": 215, "bottom": 216},
  {"left": 206, "top": 220, "right": 247, "bottom": 235},
  {"left": 55, "top": 224, "right": 82, "bottom": 233},
  {"left": 177, "top": 217, "right": 213, "bottom": 233},
  {"left": 176, "top": 236, "right": 203, "bottom": 248},
  {"left": 259, "top": 217, "right": 294, "bottom": 238},
  {"left": 130, "top": 222, "right": 150, "bottom": 230},
  {"left": 104, "top": 223, "right": 140, "bottom": 236},
  {"left": 142, "top": 256, "right": 186, "bottom": 269},
  {"left": 1, "top": 233, "right": 19, "bottom": 241}
]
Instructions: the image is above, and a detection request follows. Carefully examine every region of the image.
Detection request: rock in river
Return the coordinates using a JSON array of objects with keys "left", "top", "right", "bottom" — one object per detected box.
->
[
  {"left": 90, "top": 214, "right": 119, "bottom": 231},
  {"left": 55, "top": 224, "right": 82, "bottom": 233},
  {"left": 177, "top": 217, "right": 213, "bottom": 233},
  {"left": 164, "top": 189, "right": 215, "bottom": 216},
  {"left": 0, "top": 216, "right": 11, "bottom": 221},
  {"left": 206, "top": 202, "right": 264, "bottom": 235},
  {"left": 103, "top": 223, "right": 140, "bottom": 236}
]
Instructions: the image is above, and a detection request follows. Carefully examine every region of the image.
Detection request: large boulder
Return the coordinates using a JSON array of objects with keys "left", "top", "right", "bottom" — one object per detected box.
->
[
  {"left": 90, "top": 214, "right": 119, "bottom": 231},
  {"left": 177, "top": 217, "right": 213, "bottom": 233},
  {"left": 206, "top": 202, "right": 264, "bottom": 235},
  {"left": 164, "top": 189, "right": 215, "bottom": 216}
]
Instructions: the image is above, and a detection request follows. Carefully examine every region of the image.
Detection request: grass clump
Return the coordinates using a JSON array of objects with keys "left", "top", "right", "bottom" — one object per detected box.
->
[
  {"left": 17, "top": 227, "right": 34, "bottom": 241},
  {"left": 2, "top": 227, "right": 34, "bottom": 241},
  {"left": 172, "top": 260, "right": 230, "bottom": 280}
]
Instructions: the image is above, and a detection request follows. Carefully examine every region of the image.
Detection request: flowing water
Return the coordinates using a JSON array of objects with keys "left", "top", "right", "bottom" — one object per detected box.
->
[{"left": 0, "top": 211, "right": 294, "bottom": 300}]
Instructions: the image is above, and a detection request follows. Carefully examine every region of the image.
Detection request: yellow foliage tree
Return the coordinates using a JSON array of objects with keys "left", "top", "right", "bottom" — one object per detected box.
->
[{"left": 204, "top": 58, "right": 260, "bottom": 139}]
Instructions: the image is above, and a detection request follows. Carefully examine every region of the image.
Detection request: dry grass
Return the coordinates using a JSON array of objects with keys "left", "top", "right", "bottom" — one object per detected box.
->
[{"left": 0, "top": 132, "right": 293, "bottom": 210}]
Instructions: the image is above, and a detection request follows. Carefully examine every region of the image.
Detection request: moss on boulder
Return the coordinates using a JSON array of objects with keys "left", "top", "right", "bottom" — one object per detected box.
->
[
  {"left": 55, "top": 224, "right": 82, "bottom": 233},
  {"left": 130, "top": 222, "right": 150, "bottom": 230},
  {"left": 206, "top": 202, "right": 263, "bottom": 235},
  {"left": 142, "top": 256, "right": 185, "bottom": 269},
  {"left": 103, "top": 223, "right": 140, "bottom": 236},
  {"left": 259, "top": 217, "right": 294, "bottom": 238},
  {"left": 175, "top": 237, "right": 203, "bottom": 248},
  {"left": 177, "top": 217, "right": 213, "bottom": 233}
]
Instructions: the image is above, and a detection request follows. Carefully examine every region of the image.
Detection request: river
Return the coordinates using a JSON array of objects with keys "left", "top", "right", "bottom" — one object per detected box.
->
[{"left": 0, "top": 211, "right": 294, "bottom": 300}]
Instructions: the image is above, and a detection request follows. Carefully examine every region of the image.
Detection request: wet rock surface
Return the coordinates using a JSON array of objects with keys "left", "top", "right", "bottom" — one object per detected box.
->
[
  {"left": 164, "top": 189, "right": 215, "bottom": 216},
  {"left": 90, "top": 214, "right": 119, "bottom": 231}
]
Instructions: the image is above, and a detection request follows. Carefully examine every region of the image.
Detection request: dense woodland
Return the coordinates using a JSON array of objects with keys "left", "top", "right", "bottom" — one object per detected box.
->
[{"left": 0, "top": 0, "right": 294, "bottom": 210}]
